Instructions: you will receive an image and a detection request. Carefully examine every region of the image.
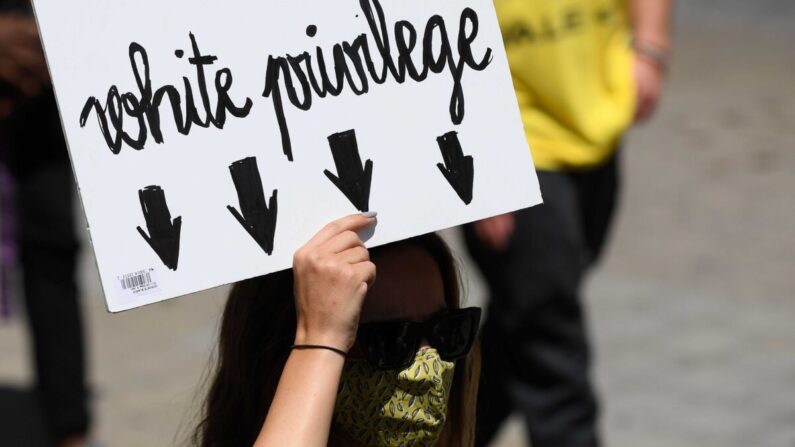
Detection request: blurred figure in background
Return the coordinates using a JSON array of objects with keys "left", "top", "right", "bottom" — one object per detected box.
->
[
  {"left": 466, "top": 1, "right": 672, "bottom": 446},
  {"left": 0, "top": 1, "right": 91, "bottom": 446}
]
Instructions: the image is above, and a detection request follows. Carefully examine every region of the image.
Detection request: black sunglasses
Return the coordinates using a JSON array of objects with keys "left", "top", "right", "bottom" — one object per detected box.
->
[{"left": 356, "top": 307, "right": 482, "bottom": 370}]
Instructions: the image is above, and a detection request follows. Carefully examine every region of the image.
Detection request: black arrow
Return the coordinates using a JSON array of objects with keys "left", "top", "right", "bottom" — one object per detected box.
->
[
  {"left": 324, "top": 129, "right": 373, "bottom": 212},
  {"left": 227, "top": 157, "right": 278, "bottom": 255},
  {"left": 436, "top": 131, "right": 474, "bottom": 205},
  {"left": 136, "top": 186, "right": 181, "bottom": 270}
]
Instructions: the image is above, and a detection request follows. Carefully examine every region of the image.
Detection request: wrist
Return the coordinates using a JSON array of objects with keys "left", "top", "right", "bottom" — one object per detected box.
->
[
  {"left": 631, "top": 37, "right": 671, "bottom": 73},
  {"left": 632, "top": 34, "right": 670, "bottom": 51},
  {"left": 292, "top": 344, "right": 348, "bottom": 358},
  {"left": 285, "top": 344, "right": 347, "bottom": 376},
  {"left": 294, "top": 326, "right": 353, "bottom": 353}
]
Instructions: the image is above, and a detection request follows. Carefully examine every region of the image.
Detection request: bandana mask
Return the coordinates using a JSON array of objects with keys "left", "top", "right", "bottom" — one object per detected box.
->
[{"left": 333, "top": 347, "right": 456, "bottom": 447}]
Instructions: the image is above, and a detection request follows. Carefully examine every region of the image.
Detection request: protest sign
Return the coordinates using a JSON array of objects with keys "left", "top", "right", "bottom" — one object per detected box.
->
[{"left": 32, "top": 0, "right": 542, "bottom": 312}]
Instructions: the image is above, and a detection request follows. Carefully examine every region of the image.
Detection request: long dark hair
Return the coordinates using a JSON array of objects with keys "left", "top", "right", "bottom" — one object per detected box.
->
[{"left": 193, "top": 233, "right": 480, "bottom": 447}]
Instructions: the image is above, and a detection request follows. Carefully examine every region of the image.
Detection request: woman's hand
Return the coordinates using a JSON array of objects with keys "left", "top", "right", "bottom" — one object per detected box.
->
[
  {"left": 473, "top": 212, "right": 515, "bottom": 252},
  {"left": 292, "top": 213, "right": 377, "bottom": 353},
  {"left": 633, "top": 52, "right": 666, "bottom": 123}
]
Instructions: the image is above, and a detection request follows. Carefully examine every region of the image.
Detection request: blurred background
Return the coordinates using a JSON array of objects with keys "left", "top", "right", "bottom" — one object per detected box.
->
[{"left": 1, "top": 0, "right": 794, "bottom": 446}]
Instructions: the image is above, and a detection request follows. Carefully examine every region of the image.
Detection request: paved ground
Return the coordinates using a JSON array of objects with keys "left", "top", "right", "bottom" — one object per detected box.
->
[{"left": 1, "top": 1, "right": 794, "bottom": 446}]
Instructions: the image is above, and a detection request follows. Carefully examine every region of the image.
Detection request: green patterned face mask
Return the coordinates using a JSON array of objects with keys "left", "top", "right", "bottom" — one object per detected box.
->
[{"left": 333, "top": 347, "right": 456, "bottom": 447}]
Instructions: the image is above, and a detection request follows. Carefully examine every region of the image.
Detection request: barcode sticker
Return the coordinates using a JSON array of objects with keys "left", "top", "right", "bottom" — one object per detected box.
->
[{"left": 117, "top": 268, "right": 159, "bottom": 299}]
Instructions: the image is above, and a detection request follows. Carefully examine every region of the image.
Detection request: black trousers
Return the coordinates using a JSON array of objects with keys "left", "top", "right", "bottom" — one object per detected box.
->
[
  {"left": 4, "top": 90, "right": 90, "bottom": 442},
  {"left": 465, "top": 153, "right": 620, "bottom": 447}
]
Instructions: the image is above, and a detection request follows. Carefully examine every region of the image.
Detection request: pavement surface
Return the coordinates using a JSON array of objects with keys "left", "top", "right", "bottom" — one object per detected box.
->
[{"left": 1, "top": 1, "right": 794, "bottom": 446}]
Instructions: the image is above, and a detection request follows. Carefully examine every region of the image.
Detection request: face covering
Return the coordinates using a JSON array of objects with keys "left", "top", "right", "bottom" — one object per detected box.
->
[{"left": 333, "top": 347, "right": 456, "bottom": 447}]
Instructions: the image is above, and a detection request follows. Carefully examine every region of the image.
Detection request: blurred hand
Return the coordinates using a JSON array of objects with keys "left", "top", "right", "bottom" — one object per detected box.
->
[
  {"left": 633, "top": 54, "right": 665, "bottom": 123},
  {"left": 292, "top": 214, "right": 377, "bottom": 352},
  {"left": 0, "top": 14, "right": 49, "bottom": 103},
  {"left": 473, "top": 212, "right": 515, "bottom": 251}
]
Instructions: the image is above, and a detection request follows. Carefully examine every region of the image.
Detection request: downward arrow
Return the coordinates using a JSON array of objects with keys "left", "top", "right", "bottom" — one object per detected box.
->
[
  {"left": 436, "top": 131, "right": 474, "bottom": 205},
  {"left": 136, "top": 186, "right": 182, "bottom": 270},
  {"left": 324, "top": 129, "right": 373, "bottom": 212},
  {"left": 227, "top": 157, "right": 278, "bottom": 255}
]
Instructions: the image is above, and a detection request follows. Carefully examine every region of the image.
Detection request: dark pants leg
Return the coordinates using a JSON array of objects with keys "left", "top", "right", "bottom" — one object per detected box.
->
[
  {"left": 467, "top": 154, "right": 619, "bottom": 447},
  {"left": 18, "top": 161, "right": 89, "bottom": 442}
]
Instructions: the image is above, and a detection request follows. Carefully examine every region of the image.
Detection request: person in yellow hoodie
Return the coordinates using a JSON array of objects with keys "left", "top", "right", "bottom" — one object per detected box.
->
[{"left": 464, "top": 1, "right": 673, "bottom": 446}]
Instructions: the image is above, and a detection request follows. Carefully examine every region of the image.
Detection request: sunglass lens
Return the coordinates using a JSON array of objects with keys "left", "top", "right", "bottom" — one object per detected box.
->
[
  {"left": 359, "top": 323, "right": 418, "bottom": 370},
  {"left": 431, "top": 308, "right": 481, "bottom": 359}
]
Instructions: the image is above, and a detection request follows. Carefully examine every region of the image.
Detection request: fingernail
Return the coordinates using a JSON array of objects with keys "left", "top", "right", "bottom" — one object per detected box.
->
[{"left": 362, "top": 211, "right": 378, "bottom": 219}]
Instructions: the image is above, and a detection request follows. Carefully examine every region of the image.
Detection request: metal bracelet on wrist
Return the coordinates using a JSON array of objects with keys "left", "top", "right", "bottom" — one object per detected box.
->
[{"left": 631, "top": 38, "right": 671, "bottom": 72}]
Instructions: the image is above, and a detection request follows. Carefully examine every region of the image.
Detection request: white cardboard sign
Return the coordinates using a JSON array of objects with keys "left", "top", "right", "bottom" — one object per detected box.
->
[{"left": 32, "top": 0, "right": 542, "bottom": 312}]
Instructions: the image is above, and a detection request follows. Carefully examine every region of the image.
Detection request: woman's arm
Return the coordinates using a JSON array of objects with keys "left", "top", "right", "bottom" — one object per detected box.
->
[
  {"left": 631, "top": 0, "right": 673, "bottom": 52},
  {"left": 253, "top": 213, "right": 377, "bottom": 447},
  {"left": 253, "top": 348, "right": 346, "bottom": 447}
]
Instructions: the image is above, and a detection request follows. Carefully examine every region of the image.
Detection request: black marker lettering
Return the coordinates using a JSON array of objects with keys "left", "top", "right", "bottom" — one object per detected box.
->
[
  {"left": 261, "top": 0, "right": 493, "bottom": 160},
  {"left": 81, "top": 1, "right": 492, "bottom": 159},
  {"left": 262, "top": 56, "right": 293, "bottom": 161},
  {"left": 395, "top": 20, "right": 427, "bottom": 81},
  {"left": 80, "top": 34, "right": 252, "bottom": 154}
]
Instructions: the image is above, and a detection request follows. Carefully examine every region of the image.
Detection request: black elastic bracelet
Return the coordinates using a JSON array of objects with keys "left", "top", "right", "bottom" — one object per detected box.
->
[{"left": 291, "top": 344, "right": 348, "bottom": 358}]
